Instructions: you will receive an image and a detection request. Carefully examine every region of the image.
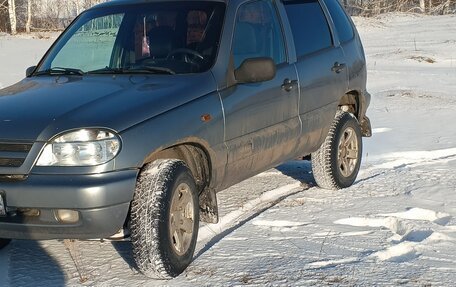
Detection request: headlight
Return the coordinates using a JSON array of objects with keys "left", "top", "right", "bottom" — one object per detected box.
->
[{"left": 36, "top": 129, "right": 121, "bottom": 166}]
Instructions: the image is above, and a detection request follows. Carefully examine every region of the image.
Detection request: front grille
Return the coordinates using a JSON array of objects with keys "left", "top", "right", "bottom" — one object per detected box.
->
[
  {"left": 0, "top": 158, "right": 25, "bottom": 167},
  {"left": 0, "top": 142, "right": 33, "bottom": 168},
  {"left": 0, "top": 175, "right": 28, "bottom": 182}
]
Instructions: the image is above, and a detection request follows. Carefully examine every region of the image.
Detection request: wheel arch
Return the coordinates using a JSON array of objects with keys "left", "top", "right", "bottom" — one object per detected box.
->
[
  {"left": 338, "top": 90, "right": 372, "bottom": 137},
  {"left": 338, "top": 90, "right": 360, "bottom": 118},
  {"left": 143, "top": 143, "right": 211, "bottom": 191},
  {"left": 141, "top": 142, "right": 219, "bottom": 224}
]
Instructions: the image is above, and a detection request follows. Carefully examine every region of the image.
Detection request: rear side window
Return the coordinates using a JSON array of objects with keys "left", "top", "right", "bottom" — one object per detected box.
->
[
  {"left": 324, "top": 0, "right": 354, "bottom": 43},
  {"left": 284, "top": 0, "right": 332, "bottom": 57}
]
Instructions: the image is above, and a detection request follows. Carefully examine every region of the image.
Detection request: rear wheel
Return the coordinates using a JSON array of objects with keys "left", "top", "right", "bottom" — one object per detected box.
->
[
  {"left": 0, "top": 239, "right": 11, "bottom": 250},
  {"left": 311, "top": 111, "right": 363, "bottom": 190},
  {"left": 130, "top": 159, "right": 199, "bottom": 279}
]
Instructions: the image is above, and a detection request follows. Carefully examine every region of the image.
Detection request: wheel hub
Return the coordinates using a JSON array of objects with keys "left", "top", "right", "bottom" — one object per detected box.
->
[
  {"left": 169, "top": 183, "right": 194, "bottom": 256},
  {"left": 337, "top": 127, "right": 359, "bottom": 178}
]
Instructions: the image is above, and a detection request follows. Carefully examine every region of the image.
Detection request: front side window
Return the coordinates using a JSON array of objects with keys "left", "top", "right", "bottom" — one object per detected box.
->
[
  {"left": 37, "top": 2, "right": 226, "bottom": 75},
  {"left": 232, "top": 0, "right": 286, "bottom": 69},
  {"left": 284, "top": 0, "right": 333, "bottom": 57}
]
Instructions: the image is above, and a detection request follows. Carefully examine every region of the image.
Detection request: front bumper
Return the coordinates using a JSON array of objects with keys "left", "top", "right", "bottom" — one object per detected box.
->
[{"left": 0, "top": 169, "right": 138, "bottom": 240}]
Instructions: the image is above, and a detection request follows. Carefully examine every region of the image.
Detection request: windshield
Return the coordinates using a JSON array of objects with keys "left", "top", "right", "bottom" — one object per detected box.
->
[{"left": 36, "top": 1, "right": 226, "bottom": 75}]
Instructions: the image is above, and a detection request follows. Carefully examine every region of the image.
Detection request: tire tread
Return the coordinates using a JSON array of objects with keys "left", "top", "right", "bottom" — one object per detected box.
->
[
  {"left": 311, "top": 111, "right": 362, "bottom": 190},
  {"left": 130, "top": 159, "right": 190, "bottom": 279}
]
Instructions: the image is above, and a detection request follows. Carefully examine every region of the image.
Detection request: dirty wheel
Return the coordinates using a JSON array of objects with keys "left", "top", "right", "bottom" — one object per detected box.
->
[
  {"left": 130, "top": 159, "right": 199, "bottom": 279},
  {"left": 0, "top": 239, "right": 11, "bottom": 250},
  {"left": 311, "top": 111, "right": 362, "bottom": 190}
]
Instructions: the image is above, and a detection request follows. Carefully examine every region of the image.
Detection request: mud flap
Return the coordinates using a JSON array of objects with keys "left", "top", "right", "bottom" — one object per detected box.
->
[
  {"left": 361, "top": 116, "right": 372, "bottom": 137},
  {"left": 199, "top": 188, "right": 218, "bottom": 224}
]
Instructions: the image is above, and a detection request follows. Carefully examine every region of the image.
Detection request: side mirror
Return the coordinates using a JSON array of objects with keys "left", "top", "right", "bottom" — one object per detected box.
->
[
  {"left": 26, "top": 66, "right": 36, "bottom": 77},
  {"left": 234, "top": 57, "right": 276, "bottom": 84}
]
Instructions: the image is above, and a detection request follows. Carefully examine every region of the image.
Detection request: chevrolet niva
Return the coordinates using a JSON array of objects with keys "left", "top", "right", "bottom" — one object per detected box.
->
[{"left": 0, "top": 0, "right": 371, "bottom": 278}]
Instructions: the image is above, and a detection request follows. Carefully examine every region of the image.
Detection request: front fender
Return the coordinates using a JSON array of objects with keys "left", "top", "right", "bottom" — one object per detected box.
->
[{"left": 116, "top": 91, "right": 227, "bottom": 187}]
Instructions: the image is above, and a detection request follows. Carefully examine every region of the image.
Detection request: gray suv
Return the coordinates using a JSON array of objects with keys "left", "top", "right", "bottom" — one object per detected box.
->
[{"left": 0, "top": 0, "right": 371, "bottom": 278}]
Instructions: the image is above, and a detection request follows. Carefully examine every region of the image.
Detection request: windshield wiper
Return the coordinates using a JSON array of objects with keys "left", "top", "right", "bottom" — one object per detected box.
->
[
  {"left": 88, "top": 66, "right": 175, "bottom": 75},
  {"left": 87, "top": 67, "right": 126, "bottom": 74},
  {"left": 127, "top": 66, "right": 176, "bottom": 75},
  {"left": 34, "top": 67, "right": 84, "bottom": 76}
]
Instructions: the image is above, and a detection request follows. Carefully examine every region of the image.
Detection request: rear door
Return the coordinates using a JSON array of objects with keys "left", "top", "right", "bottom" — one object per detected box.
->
[
  {"left": 220, "top": 0, "right": 300, "bottom": 188},
  {"left": 323, "top": 0, "right": 367, "bottom": 92},
  {"left": 281, "top": 0, "right": 348, "bottom": 154}
]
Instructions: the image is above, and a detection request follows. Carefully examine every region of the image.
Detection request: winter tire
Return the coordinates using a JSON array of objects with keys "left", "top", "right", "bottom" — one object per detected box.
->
[
  {"left": 130, "top": 159, "right": 199, "bottom": 279},
  {"left": 311, "top": 111, "right": 363, "bottom": 190},
  {"left": 0, "top": 239, "right": 11, "bottom": 250}
]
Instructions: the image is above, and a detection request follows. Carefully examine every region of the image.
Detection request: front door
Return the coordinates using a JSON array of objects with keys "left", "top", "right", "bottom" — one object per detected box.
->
[{"left": 220, "top": 0, "right": 300, "bottom": 188}]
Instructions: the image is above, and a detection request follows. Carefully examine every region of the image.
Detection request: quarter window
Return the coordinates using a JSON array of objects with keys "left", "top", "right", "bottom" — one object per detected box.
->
[
  {"left": 324, "top": 0, "right": 354, "bottom": 43},
  {"left": 284, "top": 0, "right": 332, "bottom": 57},
  {"left": 232, "top": 0, "right": 286, "bottom": 68}
]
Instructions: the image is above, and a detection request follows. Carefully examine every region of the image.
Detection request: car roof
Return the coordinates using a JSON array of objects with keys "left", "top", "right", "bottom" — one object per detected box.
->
[{"left": 92, "top": 0, "right": 227, "bottom": 10}]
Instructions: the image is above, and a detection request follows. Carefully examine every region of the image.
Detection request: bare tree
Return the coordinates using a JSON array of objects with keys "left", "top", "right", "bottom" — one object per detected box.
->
[
  {"left": 74, "top": 0, "right": 80, "bottom": 15},
  {"left": 25, "top": 0, "right": 30, "bottom": 33},
  {"left": 7, "top": 0, "right": 16, "bottom": 34},
  {"left": 420, "top": 0, "right": 426, "bottom": 11},
  {"left": 0, "top": 0, "right": 7, "bottom": 10}
]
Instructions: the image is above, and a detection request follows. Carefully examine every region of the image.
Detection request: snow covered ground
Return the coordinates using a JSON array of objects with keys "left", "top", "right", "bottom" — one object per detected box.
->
[{"left": 1, "top": 13, "right": 456, "bottom": 286}]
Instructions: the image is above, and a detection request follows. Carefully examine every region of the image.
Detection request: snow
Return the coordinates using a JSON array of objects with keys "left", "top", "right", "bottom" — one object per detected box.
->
[
  {"left": 380, "top": 208, "right": 452, "bottom": 224},
  {"left": 251, "top": 220, "right": 310, "bottom": 227},
  {"left": 198, "top": 182, "right": 302, "bottom": 242},
  {"left": 0, "top": 35, "right": 54, "bottom": 88},
  {"left": 1, "top": 13, "right": 456, "bottom": 286},
  {"left": 307, "top": 257, "right": 360, "bottom": 269}
]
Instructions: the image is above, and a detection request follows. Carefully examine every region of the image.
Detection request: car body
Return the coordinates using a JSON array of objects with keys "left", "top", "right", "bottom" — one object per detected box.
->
[{"left": 0, "top": 0, "right": 371, "bottom": 277}]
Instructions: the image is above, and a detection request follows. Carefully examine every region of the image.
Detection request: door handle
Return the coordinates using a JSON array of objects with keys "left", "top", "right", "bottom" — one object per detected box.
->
[
  {"left": 282, "top": 78, "right": 298, "bottom": 92},
  {"left": 332, "top": 62, "right": 346, "bottom": 73}
]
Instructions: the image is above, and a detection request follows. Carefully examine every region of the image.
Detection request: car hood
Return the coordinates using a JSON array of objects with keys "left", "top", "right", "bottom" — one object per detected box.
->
[{"left": 0, "top": 73, "right": 216, "bottom": 141}]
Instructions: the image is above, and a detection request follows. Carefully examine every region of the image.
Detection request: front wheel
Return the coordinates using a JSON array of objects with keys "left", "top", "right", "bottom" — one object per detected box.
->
[
  {"left": 311, "top": 111, "right": 363, "bottom": 190},
  {"left": 0, "top": 239, "right": 11, "bottom": 250},
  {"left": 130, "top": 159, "right": 199, "bottom": 279}
]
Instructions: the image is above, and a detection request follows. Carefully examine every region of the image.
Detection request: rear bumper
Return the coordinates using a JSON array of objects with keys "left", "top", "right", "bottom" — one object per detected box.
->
[{"left": 0, "top": 170, "right": 138, "bottom": 240}]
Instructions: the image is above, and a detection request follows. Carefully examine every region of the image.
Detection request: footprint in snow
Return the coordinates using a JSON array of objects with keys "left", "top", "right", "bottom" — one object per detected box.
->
[
  {"left": 334, "top": 207, "right": 454, "bottom": 263},
  {"left": 372, "top": 241, "right": 421, "bottom": 263},
  {"left": 379, "top": 207, "right": 452, "bottom": 226}
]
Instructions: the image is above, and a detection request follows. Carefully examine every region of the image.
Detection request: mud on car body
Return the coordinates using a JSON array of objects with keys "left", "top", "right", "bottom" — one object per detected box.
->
[{"left": 0, "top": 0, "right": 371, "bottom": 278}]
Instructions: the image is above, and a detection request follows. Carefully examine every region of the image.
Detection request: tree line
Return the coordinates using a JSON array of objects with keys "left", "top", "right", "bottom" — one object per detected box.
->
[
  {"left": 0, "top": 0, "right": 103, "bottom": 34},
  {"left": 1, "top": 0, "right": 455, "bottom": 34},
  {"left": 344, "top": 0, "right": 456, "bottom": 16}
]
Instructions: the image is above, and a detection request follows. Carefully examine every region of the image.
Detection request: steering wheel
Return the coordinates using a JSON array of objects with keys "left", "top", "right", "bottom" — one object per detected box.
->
[{"left": 166, "top": 48, "right": 204, "bottom": 64}]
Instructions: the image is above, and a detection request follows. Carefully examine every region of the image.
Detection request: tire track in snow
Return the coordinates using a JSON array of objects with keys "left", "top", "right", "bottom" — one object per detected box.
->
[
  {"left": 196, "top": 182, "right": 306, "bottom": 256},
  {"left": 359, "top": 147, "right": 456, "bottom": 178}
]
